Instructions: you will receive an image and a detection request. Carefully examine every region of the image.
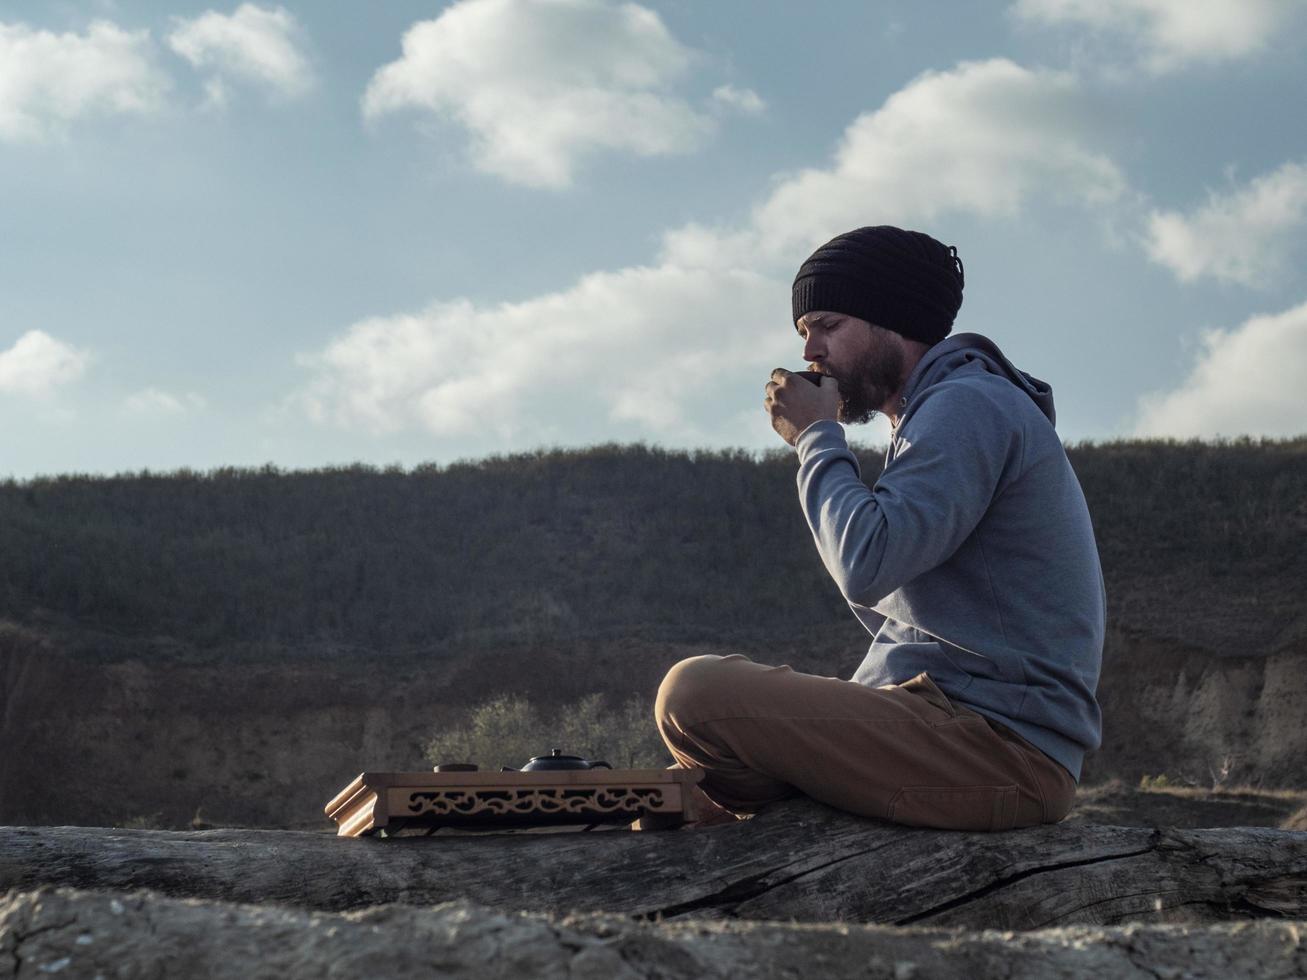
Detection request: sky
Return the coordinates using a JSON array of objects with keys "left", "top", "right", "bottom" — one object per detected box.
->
[{"left": 2, "top": 0, "right": 1305, "bottom": 478}]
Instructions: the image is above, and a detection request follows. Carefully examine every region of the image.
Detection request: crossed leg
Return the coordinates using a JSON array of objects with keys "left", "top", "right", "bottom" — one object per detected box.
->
[{"left": 654, "top": 654, "right": 1074, "bottom": 831}]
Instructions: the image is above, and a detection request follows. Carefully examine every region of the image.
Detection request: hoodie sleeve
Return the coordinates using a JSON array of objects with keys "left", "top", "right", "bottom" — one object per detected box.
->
[{"left": 794, "top": 380, "right": 1021, "bottom": 608}]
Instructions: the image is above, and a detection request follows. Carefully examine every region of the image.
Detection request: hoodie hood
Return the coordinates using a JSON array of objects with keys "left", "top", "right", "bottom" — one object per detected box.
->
[{"left": 897, "top": 332, "right": 1056, "bottom": 426}]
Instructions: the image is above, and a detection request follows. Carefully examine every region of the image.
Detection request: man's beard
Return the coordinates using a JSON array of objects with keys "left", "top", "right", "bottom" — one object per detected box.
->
[{"left": 832, "top": 331, "right": 906, "bottom": 426}]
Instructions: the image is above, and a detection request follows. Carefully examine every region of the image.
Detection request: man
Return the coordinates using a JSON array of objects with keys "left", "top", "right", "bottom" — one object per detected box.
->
[{"left": 655, "top": 225, "right": 1104, "bottom": 831}]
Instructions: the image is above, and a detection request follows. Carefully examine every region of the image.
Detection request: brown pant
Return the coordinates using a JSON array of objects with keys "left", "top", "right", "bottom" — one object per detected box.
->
[{"left": 655, "top": 654, "right": 1075, "bottom": 831}]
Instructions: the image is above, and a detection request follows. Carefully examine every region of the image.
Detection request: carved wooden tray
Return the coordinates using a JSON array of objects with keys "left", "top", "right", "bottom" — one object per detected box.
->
[{"left": 325, "top": 767, "right": 706, "bottom": 837}]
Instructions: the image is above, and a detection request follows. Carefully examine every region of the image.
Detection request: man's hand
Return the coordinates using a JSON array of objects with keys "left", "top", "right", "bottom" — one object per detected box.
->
[{"left": 764, "top": 368, "right": 839, "bottom": 446}]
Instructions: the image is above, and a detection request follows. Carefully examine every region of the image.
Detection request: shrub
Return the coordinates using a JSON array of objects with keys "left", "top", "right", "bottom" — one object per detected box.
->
[{"left": 424, "top": 692, "right": 671, "bottom": 771}]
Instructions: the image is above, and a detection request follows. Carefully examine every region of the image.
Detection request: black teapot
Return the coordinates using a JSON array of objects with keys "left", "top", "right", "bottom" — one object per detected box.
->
[{"left": 503, "top": 748, "right": 612, "bottom": 772}]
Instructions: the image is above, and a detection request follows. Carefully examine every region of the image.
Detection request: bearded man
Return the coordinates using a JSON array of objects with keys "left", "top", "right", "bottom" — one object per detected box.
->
[{"left": 655, "top": 225, "right": 1105, "bottom": 831}]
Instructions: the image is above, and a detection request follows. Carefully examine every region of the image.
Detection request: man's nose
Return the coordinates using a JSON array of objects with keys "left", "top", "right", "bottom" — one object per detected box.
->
[{"left": 803, "top": 336, "right": 825, "bottom": 363}]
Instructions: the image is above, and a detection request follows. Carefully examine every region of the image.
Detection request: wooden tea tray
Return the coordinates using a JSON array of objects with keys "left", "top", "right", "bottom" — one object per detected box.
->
[{"left": 325, "top": 767, "right": 706, "bottom": 837}]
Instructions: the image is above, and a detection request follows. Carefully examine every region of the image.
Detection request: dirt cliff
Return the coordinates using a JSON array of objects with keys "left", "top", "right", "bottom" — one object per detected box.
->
[{"left": 3, "top": 626, "right": 1303, "bottom": 830}]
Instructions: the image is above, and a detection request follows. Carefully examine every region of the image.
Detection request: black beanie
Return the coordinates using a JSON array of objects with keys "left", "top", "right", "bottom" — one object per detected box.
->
[{"left": 791, "top": 226, "right": 965, "bottom": 346}]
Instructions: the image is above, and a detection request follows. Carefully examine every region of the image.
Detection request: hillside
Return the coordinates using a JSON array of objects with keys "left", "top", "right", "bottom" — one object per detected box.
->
[
  {"left": 1, "top": 438, "right": 1304, "bottom": 827},
  {"left": 2, "top": 438, "right": 1304, "bottom": 657}
]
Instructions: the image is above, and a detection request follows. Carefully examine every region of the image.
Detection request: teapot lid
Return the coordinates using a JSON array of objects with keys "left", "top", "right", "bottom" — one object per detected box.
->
[{"left": 521, "top": 748, "right": 610, "bottom": 771}]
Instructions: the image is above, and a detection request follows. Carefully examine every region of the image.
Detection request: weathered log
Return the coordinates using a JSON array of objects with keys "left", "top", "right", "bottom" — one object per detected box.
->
[
  {"left": 3, "top": 886, "right": 1306, "bottom": 980},
  {"left": 2, "top": 799, "right": 1305, "bottom": 929}
]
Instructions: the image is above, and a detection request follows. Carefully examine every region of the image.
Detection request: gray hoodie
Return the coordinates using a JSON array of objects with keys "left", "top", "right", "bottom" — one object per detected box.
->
[{"left": 793, "top": 332, "right": 1104, "bottom": 779}]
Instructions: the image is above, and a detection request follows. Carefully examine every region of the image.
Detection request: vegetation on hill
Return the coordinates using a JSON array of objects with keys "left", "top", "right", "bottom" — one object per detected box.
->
[
  {"left": 0, "top": 437, "right": 1303, "bottom": 660},
  {"left": 1070, "top": 437, "right": 1307, "bottom": 653}
]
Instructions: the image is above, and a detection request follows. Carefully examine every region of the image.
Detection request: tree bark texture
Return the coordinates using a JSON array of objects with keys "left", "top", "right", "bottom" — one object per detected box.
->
[
  {"left": 2, "top": 799, "right": 1305, "bottom": 929},
  {"left": 3, "top": 886, "right": 1306, "bottom": 980}
]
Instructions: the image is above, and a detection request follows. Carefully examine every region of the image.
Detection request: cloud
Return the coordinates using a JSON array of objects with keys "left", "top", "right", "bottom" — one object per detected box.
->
[
  {"left": 1144, "top": 161, "right": 1307, "bottom": 288},
  {"left": 361, "top": 0, "right": 715, "bottom": 188},
  {"left": 297, "top": 264, "right": 793, "bottom": 447},
  {"left": 711, "top": 84, "right": 765, "bottom": 115},
  {"left": 122, "top": 387, "right": 207, "bottom": 417},
  {"left": 0, "top": 19, "right": 168, "bottom": 141},
  {"left": 679, "top": 58, "right": 1126, "bottom": 265},
  {"left": 0, "top": 331, "right": 91, "bottom": 396},
  {"left": 167, "top": 4, "right": 313, "bottom": 103},
  {"left": 1134, "top": 300, "right": 1307, "bottom": 438},
  {"left": 301, "top": 58, "right": 1124, "bottom": 449},
  {"left": 1010, "top": 0, "right": 1296, "bottom": 73}
]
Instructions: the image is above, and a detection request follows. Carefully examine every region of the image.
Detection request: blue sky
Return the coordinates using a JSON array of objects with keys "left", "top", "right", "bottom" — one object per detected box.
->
[{"left": 2, "top": 0, "right": 1305, "bottom": 477}]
